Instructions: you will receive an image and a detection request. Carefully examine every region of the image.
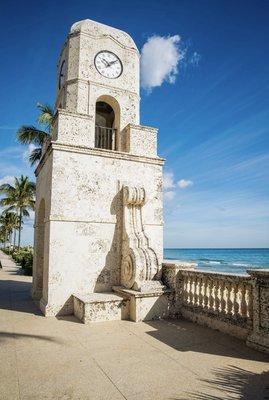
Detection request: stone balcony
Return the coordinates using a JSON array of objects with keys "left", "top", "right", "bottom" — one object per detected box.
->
[{"left": 1, "top": 251, "right": 269, "bottom": 399}]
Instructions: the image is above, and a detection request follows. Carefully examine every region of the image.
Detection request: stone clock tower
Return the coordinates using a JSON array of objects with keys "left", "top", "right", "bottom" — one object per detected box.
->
[{"left": 32, "top": 19, "right": 168, "bottom": 322}]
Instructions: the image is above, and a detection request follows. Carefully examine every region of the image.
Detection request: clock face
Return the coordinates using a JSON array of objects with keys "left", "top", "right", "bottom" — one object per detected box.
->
[
  {"left": 58, "top": 60, "right": 66, "bottom": 89},
  {"left": 94, "top": 51, "right": 123, "bottom": 79}
]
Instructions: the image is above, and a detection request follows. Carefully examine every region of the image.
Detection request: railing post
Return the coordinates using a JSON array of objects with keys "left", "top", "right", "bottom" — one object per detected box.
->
[
  {"left": 246, "top": 269, "right": 269, "bottom": 354},
  {"left": 161, "top": 262, "right": 197, "bottom": 317}
]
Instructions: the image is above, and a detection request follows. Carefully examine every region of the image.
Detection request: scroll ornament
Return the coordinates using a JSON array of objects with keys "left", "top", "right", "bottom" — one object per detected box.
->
[{"left": 121, "top": 185, "right": 162, "bottom": 292}]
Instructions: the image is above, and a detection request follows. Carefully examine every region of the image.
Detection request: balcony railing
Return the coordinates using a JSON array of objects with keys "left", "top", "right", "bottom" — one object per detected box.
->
[
  {"left": 179, "top": 270, "right": 253, "bottom": 326},
  {"left": 95, "top": 126, "right": 116, "bottom": 150},
  {"left": 162, "top": 264, "right": 255, "bottom": 340}
]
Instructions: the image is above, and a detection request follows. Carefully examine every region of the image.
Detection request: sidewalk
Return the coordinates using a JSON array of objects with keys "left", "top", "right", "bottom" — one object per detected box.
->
[
  {"left": 0, "top": 250, "right": 268, "bottom": 400},
  {"left": 0, "top": 250, "right": 19, "bottom": 270}
]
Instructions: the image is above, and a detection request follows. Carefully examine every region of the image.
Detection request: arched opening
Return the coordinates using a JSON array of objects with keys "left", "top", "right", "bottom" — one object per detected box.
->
[
  {"left": 35, "top": 199, "right": 45, "bottom": 300},
  {"left": 96, "top": 101, "right": 115, "bottom": 128},
  {"left": 95, "top": 100, "right": 118, "bottom": 150}
]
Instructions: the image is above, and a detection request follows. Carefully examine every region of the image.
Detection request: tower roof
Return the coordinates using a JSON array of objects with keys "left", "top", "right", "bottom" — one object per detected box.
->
[{"left": 70, "top": 19, "right": 138, "bottom": 51}]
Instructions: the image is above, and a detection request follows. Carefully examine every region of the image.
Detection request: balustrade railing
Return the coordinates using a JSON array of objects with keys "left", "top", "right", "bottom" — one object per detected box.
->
[
  {"left": 162, "top": 263, "right": 269, "bottom": 351},
  {"left": 178, "top": 270, "right": 253, "bottom": 328},
  {"left": 95, "top": 126, "right": 116, "bottom": 150}
]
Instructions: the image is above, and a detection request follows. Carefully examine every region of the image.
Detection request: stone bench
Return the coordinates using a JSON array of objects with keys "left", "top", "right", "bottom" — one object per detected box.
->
[{"left": 73, "top": 292, "right": 129, "bottom": 323}]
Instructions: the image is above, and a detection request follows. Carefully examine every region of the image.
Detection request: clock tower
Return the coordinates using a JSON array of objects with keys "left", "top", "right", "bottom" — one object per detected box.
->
[{"left": 32, "top": 19, "right": 167, "bottom": 321}]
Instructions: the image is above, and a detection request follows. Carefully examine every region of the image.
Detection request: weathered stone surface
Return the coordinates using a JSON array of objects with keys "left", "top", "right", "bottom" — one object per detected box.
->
[
  {"left": 33, "top": 19, "right": 164, "bottom": 318},
  {"left": 162, "top": 264, "right": 269, "bottom": 354},
  {"left": 113, "top": 286, "right": 173, "bottom": 322},
  {"left": 121, "top": 185, "right": 162, "bottom": 292},
  {"left": 73, "top": 292, "right": 129, "bottom": 323},
  {"left": 246, "top": 269, "right": 269, "bottom": 353},
  {"left": 121, "top": 124, "right": 158, "bottom": 157}
]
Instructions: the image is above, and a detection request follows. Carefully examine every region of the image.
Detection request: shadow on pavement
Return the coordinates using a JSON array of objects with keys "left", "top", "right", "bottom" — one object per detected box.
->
[
  {"left": 173, "top": 365, "right": 269, "bottom": 400},
  {"left": 145, "top": 320, "right": 269, "bottom": 362},
  {"left": 0, "top": 278, "right": 41, "bottom": 315},
  {"left": 0, "top": 331, "right": 62, "bottom": 344}
]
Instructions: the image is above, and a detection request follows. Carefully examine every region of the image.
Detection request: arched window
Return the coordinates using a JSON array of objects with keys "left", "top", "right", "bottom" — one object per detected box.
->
[{"left": 95, "top": 101, "right": 116, "bottom": 150}]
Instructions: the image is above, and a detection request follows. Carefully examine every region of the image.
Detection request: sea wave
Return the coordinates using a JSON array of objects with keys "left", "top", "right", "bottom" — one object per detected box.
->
[
  {"left": 199, "top": 259, "right": 225, "bottom": 265},
  {"left": 231, "top": 262, "right": 251, "bottom": 267}
]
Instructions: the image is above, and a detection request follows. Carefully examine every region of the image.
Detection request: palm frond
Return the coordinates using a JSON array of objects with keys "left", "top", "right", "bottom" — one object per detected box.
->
[
  {"left": 0, "top": 183, "right": 14, "bottom": 193},
  {"left": 0, "top": 199, "right": 16, "bottom": 209},
  {"left": 37, "top": 103, "right": 55, "bottom": 130},
  {"left": 17, "top": 126, "right": 49, "bottom": 146},
  {"left": 29, "top": 147, "right": 42, "bottom": 166}
]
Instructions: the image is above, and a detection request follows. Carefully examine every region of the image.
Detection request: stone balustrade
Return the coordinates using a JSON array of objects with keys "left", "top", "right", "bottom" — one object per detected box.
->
[
  {"left": 162, "top": 263, "right": 269, "bottom": 354},
  {"left": 178, "top": 270, "right": 253, "bottom": 338}
]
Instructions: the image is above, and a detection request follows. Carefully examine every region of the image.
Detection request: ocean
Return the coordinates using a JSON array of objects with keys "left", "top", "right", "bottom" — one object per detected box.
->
[{"left": 164, "top": 248, "right": 269, "bottom": 275}]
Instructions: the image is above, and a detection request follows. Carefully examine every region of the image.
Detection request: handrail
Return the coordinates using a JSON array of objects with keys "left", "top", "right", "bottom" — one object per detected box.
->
[{"left": 95, "top": 126, "right": 116, "bottom": 150}]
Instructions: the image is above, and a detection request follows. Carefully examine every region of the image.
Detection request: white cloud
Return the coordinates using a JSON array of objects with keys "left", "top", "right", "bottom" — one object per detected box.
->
[
  {"left": 163, "top": 171, "right": 175, "bottom": 189},
  {"left": 0, "top": 175, "right": 15, "bottom": 186},
  {"left": 164, "top": 191, "right": 175, "bottom": 201},
  {"left": 141, "top": 35, "right": 182, "bottom": 90},
  {"left": 177, "top": 179, "right": 193, "bottom": 189}
]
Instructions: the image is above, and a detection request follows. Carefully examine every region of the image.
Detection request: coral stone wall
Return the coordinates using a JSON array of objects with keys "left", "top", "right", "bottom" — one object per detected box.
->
[{"left": 39, "top": 144, "right": 163, "bottom": 315}]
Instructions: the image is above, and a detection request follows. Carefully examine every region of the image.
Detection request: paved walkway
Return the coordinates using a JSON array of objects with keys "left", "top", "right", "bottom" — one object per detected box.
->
[{"left": 0, "top": 251, "right": 268, "bottom": 400}]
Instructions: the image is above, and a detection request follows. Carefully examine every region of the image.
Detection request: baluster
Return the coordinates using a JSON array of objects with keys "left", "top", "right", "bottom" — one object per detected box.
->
[
  {"left": 219, "top": 280, "right": 226, "bottom": 314},
  {"left": 214, "top": 280, "right": 220, "bottom": 312},
  {"left": 189, "top": 276, "right": 194, "bottom": 305},
  {"left": 101, "top": 128, "right": 104, "bottom": 148},
  {"left": 246, "top": 284, "right": 253, "bottom": 320},
  {"left": 204, "top": 277, "right": 209, "bottom": 310},
  {"left": 208, "top": 279, "right": 214, "bottom": 312},
  {"left": 240, "top": 283, "right": 247, "bottom": 317},
  {"left": 184, "top": 276, "right": 189, "bottom": 304},
  {"left": 183, "top": 276, "right": 188, "bottom": 304},
  {"left": 193, "top": 276, "right": 198, "bottom": 306},
  {"left": 111, "top": 128, "right": 115, "bottom": 150},
  {"left": 198, "top": 277, "right": 204, "bottom": 307},
  {"left": 233, "top": 283, "right": 239, "bottom": 316},
  {"left": 226, "top": 282, "right": 233, "bottom": 315},
  {"left": 105, "top": 128, "right": 108, "bottom": 149}
]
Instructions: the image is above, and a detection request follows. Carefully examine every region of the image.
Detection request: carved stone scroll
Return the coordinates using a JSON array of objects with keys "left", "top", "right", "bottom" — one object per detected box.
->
[{"left": 121, "top": 185, "right": 162, "bottom": 292}]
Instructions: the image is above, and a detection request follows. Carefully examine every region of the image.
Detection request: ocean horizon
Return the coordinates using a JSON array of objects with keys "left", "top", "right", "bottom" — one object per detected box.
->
[{"left": 164, "top": 248, "right": 269, "bottom": 275}]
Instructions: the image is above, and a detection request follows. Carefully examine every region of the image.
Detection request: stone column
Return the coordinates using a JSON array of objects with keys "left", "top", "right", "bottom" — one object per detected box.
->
[
  {"left": 246, "top": 269, "right": 269, "bottom": 354},
  {"left": 161, "top": 261, "right": 197, "bottom": 317}
]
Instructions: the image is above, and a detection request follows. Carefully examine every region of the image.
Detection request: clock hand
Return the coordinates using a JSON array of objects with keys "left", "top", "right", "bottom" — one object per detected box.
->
[
  {"left": 101, "top": 58, "right": 109, "bottom": 67},
  {"left": 108, "top": 60, "right": 118, "bottom": 66}
]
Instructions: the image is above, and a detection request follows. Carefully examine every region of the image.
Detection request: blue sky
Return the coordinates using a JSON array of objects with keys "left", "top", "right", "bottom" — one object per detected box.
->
[{"left": 0, "top": 0, "right": 269, "bottom": 247}]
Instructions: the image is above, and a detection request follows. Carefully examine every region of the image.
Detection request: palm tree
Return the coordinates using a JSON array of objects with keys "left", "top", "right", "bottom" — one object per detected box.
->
[
  {"left": 0, "top": 176, "right": 35, "bottom": 249},
  {"left": 17, "top": 103, "right": 55, "bottom": 165},
  {"left": 0, "top": 228, "right": 6, "bottom": 248},
  {"left": 0, "top": 212, "right": 20, "bottom": 252},
  {"left": 8, "top": 212, "right": 20, "bottom": 249},
  {"left": 0, "top": 215, "right": 9, "bottom": 249}
]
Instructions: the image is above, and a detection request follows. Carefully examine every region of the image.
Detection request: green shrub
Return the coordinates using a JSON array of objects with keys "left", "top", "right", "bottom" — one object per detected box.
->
[
  {"left": 1, "top": 247, "right": 10, "bottom": 255},
  {"left": 9, "top": 247, "right": 33, "bottom": 276}
]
